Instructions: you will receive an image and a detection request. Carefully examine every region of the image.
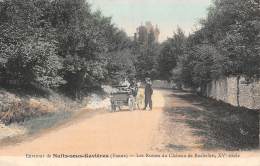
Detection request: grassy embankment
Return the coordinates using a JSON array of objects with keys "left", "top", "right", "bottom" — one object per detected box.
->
[{"left": 0, "top": 86, "right": 102, "bottom": 145}]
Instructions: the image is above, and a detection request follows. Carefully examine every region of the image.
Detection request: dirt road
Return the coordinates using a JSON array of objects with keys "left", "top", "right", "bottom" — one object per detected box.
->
[
  {"left": 0, "top": 89, "right": 166, "bottom": 155},
  {"left": 0, "top": 89, "right": 259, "bottom": 156}
]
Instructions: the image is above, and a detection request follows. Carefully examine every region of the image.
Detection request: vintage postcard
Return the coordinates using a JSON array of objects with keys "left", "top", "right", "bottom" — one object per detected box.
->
[{"left": 0, "top": 0, "right": 259, "bottom": 165}]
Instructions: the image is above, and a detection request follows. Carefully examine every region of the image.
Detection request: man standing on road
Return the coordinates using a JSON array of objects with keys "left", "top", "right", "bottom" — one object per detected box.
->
[{"left": 143, "top": 78, "right": 153, "bottom": 111}]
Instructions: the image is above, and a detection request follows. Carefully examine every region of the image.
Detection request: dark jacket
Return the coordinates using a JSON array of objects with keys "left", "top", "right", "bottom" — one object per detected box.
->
[{"left": 145, "top": 83, "right": 153, "bottom": 96}]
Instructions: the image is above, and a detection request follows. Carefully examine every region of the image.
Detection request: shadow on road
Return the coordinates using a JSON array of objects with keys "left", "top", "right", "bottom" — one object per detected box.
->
[
  {"left": 166, "top": 144, "right": 189, "bottom": 151},
  {"left": 165, "top": 90, "right": 259, "bottom": 151}
]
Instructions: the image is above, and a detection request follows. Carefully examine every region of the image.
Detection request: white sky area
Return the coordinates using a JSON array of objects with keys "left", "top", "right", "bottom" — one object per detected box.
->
[{"left": 88, "top": 0, "right": 212, "bottom": 42}]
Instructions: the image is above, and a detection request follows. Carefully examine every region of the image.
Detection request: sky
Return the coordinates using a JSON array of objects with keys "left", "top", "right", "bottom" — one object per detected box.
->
[{"left": 88, "top": 0, "right": 212, "bottom": 42}]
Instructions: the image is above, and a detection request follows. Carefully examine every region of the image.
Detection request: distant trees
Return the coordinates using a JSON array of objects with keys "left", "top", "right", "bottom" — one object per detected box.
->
[
  {"left": 133, "top": 22, "right": 160, "bottom": 80},
  {"left": 158, "top": 28, "right": 186, "bottom": 80},
  {"left": 134, "top": 43, "right": 160, "bottom": 80},
  {"left": 106, "top": 48, "right": 136, "bottom": 84}
]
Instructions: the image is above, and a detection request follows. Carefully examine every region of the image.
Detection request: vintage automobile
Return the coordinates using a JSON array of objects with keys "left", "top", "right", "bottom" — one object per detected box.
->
[{"left": 110, "top": 85, "right": 135, "bottom": 112}]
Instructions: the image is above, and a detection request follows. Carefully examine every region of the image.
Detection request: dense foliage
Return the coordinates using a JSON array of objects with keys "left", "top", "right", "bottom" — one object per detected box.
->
[
  {"left": 158, "top": 0, "right": 260, "bottom": 89},
  {"left": 158, "top": 28, "right": 186, "bottom": 80},
  {"left": 133, "top": 24, "right": 161, "bottom": 80},
  {"left": 0, "top": 0, "right": 136, "bottom": 98},
  {"left": 1, "top": 0, "right": 259, "bottom": 97}
]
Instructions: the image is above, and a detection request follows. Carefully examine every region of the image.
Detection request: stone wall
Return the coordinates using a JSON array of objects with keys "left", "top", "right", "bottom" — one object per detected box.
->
[{"left": 205, "top": 76, "right": 260, "bottom": 110}]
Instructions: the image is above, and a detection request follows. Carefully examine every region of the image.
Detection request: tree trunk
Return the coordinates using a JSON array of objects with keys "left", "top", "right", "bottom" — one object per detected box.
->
[{"left": 236, "top": 76, "right": 240, "bottom": 108}]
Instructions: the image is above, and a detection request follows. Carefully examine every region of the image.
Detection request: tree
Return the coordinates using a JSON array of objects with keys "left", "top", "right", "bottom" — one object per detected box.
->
[
  {"left": 201, "top": 0, "right": 260, "bottom": 78},
  {"left": 158, "top": 28, "right": 186, "bottom": 80},
  {"left": 6, "top": 38, "right": 64, "bottom": 87},
  {"left": 0, "top": 0, "right": 64, "bottom": 88},
  {"left": 134, "top": 43, "right": 160, "bottom": 80},
  {"left": 158, "top": 39, "right": 177, "bottom": 80},
  {"left": 106, "top": 49, "right": 136, "bottom": 84},
  {"left": 47, "top": 0, "right": 115, "bottom": 98},
  {"left": 0, "top": 0, "right": 137, "bottom": 98},
  {"left": 170, "top": 0, "right": 260, "bottom": 90}
]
